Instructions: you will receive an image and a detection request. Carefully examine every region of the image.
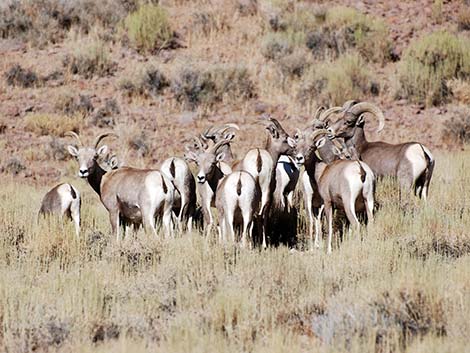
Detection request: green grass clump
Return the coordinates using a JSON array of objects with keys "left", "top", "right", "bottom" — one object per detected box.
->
[
  {"left": 298, "top": 52, "right": 373, "bottom": 106},
  {"left": 124, "top": 4, "right": 173, "bottom": 53},
  {"left": 397, "top": 31, "right": 470, "bottom": 106}
]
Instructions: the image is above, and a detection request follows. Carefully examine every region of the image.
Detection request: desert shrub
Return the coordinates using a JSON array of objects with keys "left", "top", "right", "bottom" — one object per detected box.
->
[
  {"left": 313, "top": 6, "right": 391, "bottom": 63},
  {"left": 261, "top": 32, "right": 294, "bottom": 60},
  {"left": 264, "top": 5, "right": 391, "bottom": 63},
  {"left": 128, "top": 132, "right": 150, "bottom": 157},
  {"left": 1, "top": 157, "right": 26, "bottom": 175},
  {"left": 448, "top": 79, "right": 470, "bottom": 104},
  {"left": 55, "top": 91, "right": 93, "bottom": 116},
  {"left": 124, "top": 4, "right": 173, "bottom": 53},
  {"left": 172, "top": 64, "right": 256, "bottom": 109},
  {"left": 4, "top": 64, "right": 40, "bottom": 88},
  {"left": 0, "top": 0, "right": 138, "bottom": 46},
  {"left": 24, "top": 113, "right": 83, "bottom": 136},
  {"left": 63, "top": 34, "right": 114, "bottom": 78},
  {"left": 442, "top": 106, "right": 470, "bottom": 145},
  {"left": 298, "top": 53, "right": 373, "bottom": 106},
  {"left": 90, "top": 98, "right": 120, "bottom": 127},
  {"left": 313, "top": 288, "right": 446, "bottom": 350},
  {"left": 235, "top": 0, "right": 258, "bottom": 16},
  {"left": 119, "top": 64, "right": 169, "bottom": 97},
  {"left": 46, "top": 138, "right": 70, "bottom": 161},
  {"left": 277, "top": 51, "right": 310, "bottom": 79},
  {"left": 457, "top": 8, "right": 470, "bottom": 31},
  {"left": 192, "top": 9, "right": 231, "bottom": 36},
  {"left": 397, "top": 31, "right": 470, "bottom": 106}
]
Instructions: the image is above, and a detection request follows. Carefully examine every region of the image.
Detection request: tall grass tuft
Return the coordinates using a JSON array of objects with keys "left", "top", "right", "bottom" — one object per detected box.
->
[
  {"left": 124, "top": 4, "right": 173, "bottom": 54},
  {"left": 298, "top": 52, "right": 373, "bottom": 106},
  {"left": 63, "top": 32, "right": 114, "bottom": 78}
]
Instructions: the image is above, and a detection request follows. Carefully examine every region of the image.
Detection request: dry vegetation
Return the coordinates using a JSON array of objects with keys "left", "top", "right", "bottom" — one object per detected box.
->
[
  {"left": 1, "top": 0, "right": 470, "bottom": 351},
  {"left": 1, "top": 150, "right": 469, "bottom": 352}
]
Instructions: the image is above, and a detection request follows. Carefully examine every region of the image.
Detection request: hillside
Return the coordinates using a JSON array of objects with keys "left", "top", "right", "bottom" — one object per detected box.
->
[{"left": 1, "top": 0, "right": 470, "bottom": 184}]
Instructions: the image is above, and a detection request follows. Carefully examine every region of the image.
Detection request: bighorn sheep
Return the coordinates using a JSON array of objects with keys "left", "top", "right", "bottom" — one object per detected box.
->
[
  {"left": 184, "top": 137, "right": 234, "bottom": 236},
  {"left": 198, "top": 122, "right": 298, "bottom": 211},
  {"left": 295, "top": 129, "right": 375, "bottom": 253},
  {"left": 216, "top": 171, "right": 260, "bottom": 247},
  {"left": 38, "top": 183, "right": 81, "bottom": 236},
  {"left": 186, "top": 133, "right": 260, "bottom": 246},
  {"left": 160, "top": 157, "right": 196, "bottom": 233},
  {"left": 235, "top": 118, "right": 296, "bottom": 248},
  {"left": 191, "top": 123, "right": 240, "bottom": 175},
  {"left": 66, "top": 132, "right": 174, "bottom": 240},
  {"left": 329, "top": 101, "right": 435, "bottom": 200}
]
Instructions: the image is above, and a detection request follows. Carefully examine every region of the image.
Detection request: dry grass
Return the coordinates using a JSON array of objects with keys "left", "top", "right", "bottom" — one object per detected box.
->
[
  {"left": 63, "top": 31, "right": 115, "bottom": 78},
  {"left": 24, "top": 113, "right": 83, "bottom": 136},
  {"left": 0, "top": 149, "right": 469, "bottom": 352},
  {"left": 298, "top": 52, "right": 374, "bottom": 106}
]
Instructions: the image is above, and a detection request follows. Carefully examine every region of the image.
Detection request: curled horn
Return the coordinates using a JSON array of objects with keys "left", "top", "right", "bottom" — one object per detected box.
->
[
  {"left": 309, "top": 129, "right": 331, "bottom": 141},
  {"left": 64, "top": 131, "right": 83, "bottom": 146},
  {"left": 331, "top": 138, "right": 346, "bottom": 151},
  {"left": 267, "top": 117, "right": 289, "bottom": 136},
  {"left": 319, "top": 106, "right": 343, "bottom": 121},
  {"left": 342, "top": 100, "right": 358, "bottom": 111},
  {"left": 94, "top": 132, "right": 118, "bottom": 149},
  {"left": 202, "top": 123, "right": 240, "bottom": 141},
  {"left": 313, "top": 106, "right": 326, "bottom": 120},
  {"left": 347, "top": 102, "right": 385, "bottom": 132},
  {"left": 220, "top": 123, "right": 240, "bottom": 132},
  {"left": 188, "top": 135, "right": 206, "bottom": 151},
  {"left": 208, "top": 137, "right": 232, "bottom": 155}
]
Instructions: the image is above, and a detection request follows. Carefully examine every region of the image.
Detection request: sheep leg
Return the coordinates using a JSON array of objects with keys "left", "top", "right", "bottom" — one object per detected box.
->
[
  {"left": 162, "top": 201, "right": 174, "bottom": 238},
  {"left": 325, "top": 203, "right": 333, "bottom": 254},
  {"left": 70, "top": 200, "right": 81, "bottom": 238}
]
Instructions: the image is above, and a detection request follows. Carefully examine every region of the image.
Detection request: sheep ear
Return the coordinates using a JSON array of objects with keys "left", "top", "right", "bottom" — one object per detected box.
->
[
  {"left": 184, "top": 151, "right": 197, "bottom": 163},
  {"left": 67, "top": 145, "right": 79, "bottom": 157},
  {"left": 96, "top": 145, "right": 108, "bottom": 156},
  {"left": 266, "top": 125, "right": 279, "bottom": 139},
  {"left": 224, "top": 132, "right": 236, "bottom": 141},
  {"left": 287, "top": 137, "right": 296, "bottom": 148},
  {"left": 356, "top": 115, "right": 365, "bottom": 126},
  {"left": 109, "top": 156, "right": 119, "bottom": 169},
  {"left": 315, "top": 137, "right": 326, "bottom": 149},
  {"left": 216, "top": 151, "right": 226, "bottom": 162},
  {"left": 332, "top": 146, "right": 341, "bottom": 156}
]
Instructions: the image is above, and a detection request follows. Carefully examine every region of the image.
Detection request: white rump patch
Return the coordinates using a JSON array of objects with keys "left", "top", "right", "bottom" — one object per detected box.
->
[{"left": 405, "top": 144, "right": 427, "bottom": 182}]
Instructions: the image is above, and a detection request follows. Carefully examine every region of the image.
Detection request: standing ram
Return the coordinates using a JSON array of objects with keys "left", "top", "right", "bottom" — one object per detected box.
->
[
  {"left": 295, "top": 129, "right": 375, "bottom": 253},
  {"left": 66, "top": 132, "right": 175, "bottom": 240},
  {"left": 329, "top": 101, "right": 435, "bottom": 200}
]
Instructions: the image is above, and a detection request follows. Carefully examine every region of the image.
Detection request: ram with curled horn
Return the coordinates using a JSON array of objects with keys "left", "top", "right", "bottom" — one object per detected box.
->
[
  {"left": 294, "top": 127, "right": 375, "bottom": 253},
  {"left": 66, "top": 131, "right": 175, "bottom": 240},
  {"left": 329, "top": 101, "right": 434, "bottom": 200},
  {"left": 184, "top": 136, "right": 235, "bottom": 236}
]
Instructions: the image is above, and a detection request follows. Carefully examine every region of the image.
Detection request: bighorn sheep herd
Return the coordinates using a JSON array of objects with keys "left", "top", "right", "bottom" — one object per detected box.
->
[{"left": 38, "top": 100, "right": 435, "bottom": 252}]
